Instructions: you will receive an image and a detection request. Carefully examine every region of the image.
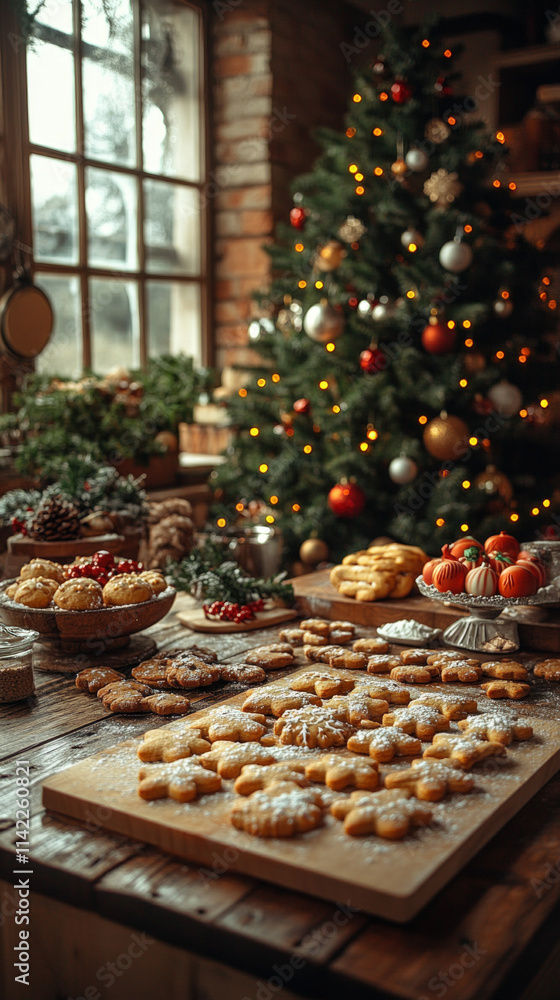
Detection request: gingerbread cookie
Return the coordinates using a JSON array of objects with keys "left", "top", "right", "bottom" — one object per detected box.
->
[
  {"left": 278, "top": 628, "right": 304, "bottom": 646},
  {"left": 427, "top": 651, "right": 477, "bottom": 665},
  {"left": 331, "top": 788, "right": 432, "bottom": 840},
  {"left": 304, "top": 645, "right": 368, "bottom": 670},
  {"left": 305, "top": 753, "right": 379, "bottom": 791},
  {"left": 384, "top": 758, "right": 474, "bottom": 801},
  {"left": 289, "top": 671, "right": 355, "bottom": 699},
  {"left": 102, "top": 574, "right": 153, "bottom": 606},
  {"left": 230, "top": 782, "right": 325, "bottom": 837},
  {"left": 131, "top": 661, "right": 172, "bottom": 689},
  {"left": 300, "top": 618, "right": 330, "bottom": 636},
  {"left": 97, "top": 679, "right": 153, "bottom": 713},
  {"left": 400, "top": 648, "right": 435, "bottom": 665},
  {"left": 353, "top": 637, "right": 390, "bottom": 655},
  {"left": 274, "top": 705, "right": 355, "bottom": 749},
  {"left": 358, "top": 678, "right": 411, "bottom": 704},
  {"left": 390, "top": 665, "right": 440, "bottom": 684},
  {"left": 328, "top": 692, "right": 389, "bottom": 725},
  {"left": 330, "top": 628, "right": 355, "bottom": 645},
  {"left": 534, "top": 659, "right": 560, "bottom": 682},
  {"left": 411, "top": 691, "right": 478, "bottom": 721},
  {"left": 191, "top": 706, "right": 267, "bottom": 742},
  {"left": 481, "top": 660, "right": 528, "bottom": 681},
  {"left": 218, "top": 663, "right": 267, "bottom": 685},
  {"left": 19, "top": 558, "right": 64, "bottom": 583},
  {"left": 76, "top": 667, "right": 125, "bottom": 694},
  {"left": 382, "top": 704, "right": 449, "bottom": 741},
  {"left": 423, "top": 733, "right": 506, "bottom": 769},
  {"left": 199, "top": 740, "right": 276, "bottom": 778},
  {"left": 182, "top": 645, "right": 219, "bottom": 663},
  {"left": 138, "top": 758, "right": 222, "bottom": 802},
  {"left": 234, "top": 762, "right": 308, "bottom": 795},
  {"left": 441, "top": 662, "right": 483, "bottom": 684},
  {"left": 13, "top": 577, "right": 58, "bottom": 608},
  {"left": 138, "top": 727, "right": 211, "bottom": 762},
  {"left": 164, "top": 652, "right": 222, "bottom": 689},
  {"left": 481, "top": 680, "right": 530, "bottom": 700},
  {"left": 458, "top": 713, "right": 534, "bottom": 745},
  {"left": 53, "top": 578, "right": 104, "bottom": 611},
  {"left": 244, "top": 643, "right": 295, "bottom": 670},
  {"left": 301, "top": 632, "right": 328, "bottom": 646},
  {"left": 242, "top": 685, "right": 322, "bottom": 717},
  {"left": 143, "top": 693, "right": 191, "bottom": 715},
  {"left": 347, "top": 726, "right": 421, "bottom": 762},
  {"left": 366, "top": 654, "right": 403, "bottom": 675}
]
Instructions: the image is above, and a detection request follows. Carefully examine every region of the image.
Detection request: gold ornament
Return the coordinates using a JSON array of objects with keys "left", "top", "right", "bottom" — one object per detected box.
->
[
  {"left": 299, "top": 538, "right": 329, "bottom": 565},
  {"left": 337, "top": 216, "right": 366, "bottom": 243},
  {"left": 424, "top": 169, "right": 462, "bottom": 206},
  {"left": 463, "top": 351, "right": 486, "bottom": 374},
  {"left": 316, "top": 240, "right": 346, "bottom": 271},
  {"left": 474, "top": 465, "right": 513, "bottom": 503},
  {"left": 391, "top": 158, "right": 407, "bottom": 176},
  {"left": 423, "top": 413, "right": 470, "bottom": 461},
  {"left": 425, "top": 118, "right": 450, "bottom": 144}
]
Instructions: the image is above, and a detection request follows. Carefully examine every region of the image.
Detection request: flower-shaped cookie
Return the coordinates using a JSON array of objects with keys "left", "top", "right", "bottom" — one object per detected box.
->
[
  {"left": 138, "top": 758, "right": 222, "bottom": 802},
  {"left": 230, "top": 781, "right": 325, "bottom": 837},
  {"left": 289, "top": 671, "right": 355, "bottom": 699},
  {"left": 382, "top": 704, "right": 450, "bottom": 741},
  {"left": 347, "top": 726, "right": 421, "bottom": 762},
  {"left": 328, "top": 692, "right": 389, "bottom": 725},
  {"left": 423, "top": 733, "right": 506, "bottom": 769},
  {"left": 411, "top": 691, "right": 478, "bottom": 721},
  {"left": 331, "top": 788, "right": 433, "bottom": 839},
  {"left": 305, "top": 753, "right": 379, "bottom": 791},
  {"left": 384, "top": 758, "right": 474, "bottom": 801},
  {"left": 242, "top": 685, "right": 322, "bottom": 717},
  {"left": 234, "top": 762, "right": 308, "bottom": 795},
  {"left": 199, "top": 741, "right": 276, "bottom": 778},
  {"left": 137, "top": 727, "right": 211, "bottom": 762},
  {"left": 191, "top": 706, "right": 267, "bottom": 742},
  {"left": 458, "top": 713, "right": 533, "bottom": 745}
]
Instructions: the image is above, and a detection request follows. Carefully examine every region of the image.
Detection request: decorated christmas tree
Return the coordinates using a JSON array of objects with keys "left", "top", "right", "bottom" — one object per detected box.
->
[{"left": 213, "top": 17, "right": 560, "bottom": 567}]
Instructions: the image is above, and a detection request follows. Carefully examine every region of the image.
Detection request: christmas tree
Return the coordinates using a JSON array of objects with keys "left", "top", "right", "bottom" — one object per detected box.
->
[{"left": 213, "top": 17, "right": 560, "bottom": 566}]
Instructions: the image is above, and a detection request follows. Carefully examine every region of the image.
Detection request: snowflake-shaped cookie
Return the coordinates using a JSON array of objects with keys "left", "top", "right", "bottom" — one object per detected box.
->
[{"left": 274, "top": 705, "right": 355, "bottom": 748}]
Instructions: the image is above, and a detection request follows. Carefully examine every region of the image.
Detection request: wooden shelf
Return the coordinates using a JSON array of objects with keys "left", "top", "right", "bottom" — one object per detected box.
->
[
  {"left": 493, "top": 42, "right": 560, "bottom": 69},
  {"left": 510, "top": 171, "right": 560, "bottom": 197}
]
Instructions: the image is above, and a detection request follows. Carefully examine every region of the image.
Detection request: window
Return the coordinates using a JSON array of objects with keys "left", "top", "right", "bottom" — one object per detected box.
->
[{"left": 1, "top": 0, "right": 208, "bottom": 378}]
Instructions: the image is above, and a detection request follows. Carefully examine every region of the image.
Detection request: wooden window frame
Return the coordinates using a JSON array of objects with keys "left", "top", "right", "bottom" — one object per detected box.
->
[{"left": 0, "top": 0, "right": 213, "bottom": 371}]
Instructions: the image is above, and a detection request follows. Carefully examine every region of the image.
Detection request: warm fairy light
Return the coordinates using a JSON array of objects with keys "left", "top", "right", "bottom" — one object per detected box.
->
[
  {"left": 373, "top": 127, "right": 383, "bottom": 136},
  {"left": 496, "top": 131, "right": 505, "bottom": 143},
  {"left": 315, "top": 280, "right": 324, "bottom": 289},
  {"left": 298, "top": 280, "right": 307, "bottom": 289},
  {"left": 312, "top": 423, "right": 321, "bottom": 433},
  {"left": 272, "top": 373, "right": 280, "bottom": 382},
  {"left": 540, "top": 291, "right": 548, "bottom": 301},
  {"left": 460, "top": 524, "right": 469, "bottom": 532},
  {"left": 349, "top": 296, "right": 358, "bottom": 307},
  {"left": 462, "top": 480, "right": 471, "bottom": 489},
  {"left": 235, "top": 503, "right": 244, "bottom": 513},
  {"left": 419, "top": 415, "right": 428, "bottom": 424},
  {"left": 349, "top": 164, "right": 358, "bottom": 173},
  {"left": 543, "top": 276, "right": 551, "bottom": 285},
  {"left": 355, "top": 172, "right": 364, "bottom": 181},
  {"left": 319, "top": 380, "right": 329, "bottom": 389},
  {"left": 356, "top": 186, "right": 365, "bottom": 195},
  {"left": 303, "top": 444, "right": 313, "bottom": 454},
  {"left": 422, "top": 38, "right": 430, "bottom": 47},
  {"left": 469, "top": 436, "right": 478, "bottom": 445},
  {"left": 531, "top": 507, "right": 540, "bottom": 516},
  {"left": 295, "top": 243, "right": 304, "bottom": 252},
  {"left": 367, "top": 428, "right": 378, "bottom": 440},
  {"left": 543, "top": 499, "right": 551, "bottom": 507},
  {"left": 406, "top": 289, "right": 416, "bottom": 298},
  {"left": 359, "top": 442, "right": 369, "bottom": 452},
  {"left": 541, "top": 398, "right": 549, "bottom": 407},
  {"left": 464, "top": 338, "right": 474, "bottom": 348},
  {"left": 374, "top": 167, "right": 383, "bottom": 176},
  {"left": 346, "top": 127, "right": 356, "bottom": 138},
  {"left": 257, "top": 378, "right": 266, "bottom": 387},
  {"left": 351, "top": 242, "right": 360, "bottom": 250},
  {"left": 510, "top": 513, "right": 519, "bottom": 523},
  {"left": 464, "top": 225, "right": 473, "bottom": 233},
  {"left": 496, "top": 350, "right": 505, "bottom": 359},
  {"left": 353, "top": 93, "right": 362, "bottom": 103},
  {"left": 249, "top": 427, "right": 259, "bottom": 436},
  {"left": 501, "top": 290, "right": 510, "bottom": 299},
  {"left": 436, "top": 518, "right": 445, "bottom": 526},
  {"left": 474, "top": 150, "right": 483, "bottom": 159},
  {"left": 493, "top": 179, "right": 501, "bottom": 188},
  {"left": 292, "top": 503, "right": 301, "bottom": 512},
  {"left": 518, "top": 355, "right": 527, "bottom": 363},
  {"left": 379, "top": 92, "right": 388, "bottom": 101},
  {"left": 447, "top": 320, "right": 456, "bottom": 329},
  {"left": 332, "top": 404, "right": 341, "bottom": 413},
  {"left": 269, "top": 495, "right": 278, "bottom": 504},
  {"left": 408, "top": 243, "right": 418, "bottom": 252},
  {"left": 448, "top": 116, "right": 456, "bottom": 126},
  {"left": 549, "top": 299, "right": 557, "bottom": 309},
  {"left": 444, "top": 48, "right": 452, "bottom": 57},
  {"left": 509, "top": 182, "right": 517, "bottom": 191},
  {"left": 463, "top": 320, "right": 472, "bottom": 329},
  {"left": 326, "top": 342, "right": 336, "bottom": 353},
  {"left": 519, "top": 408, "right": 528, "bottom": 418},
  {"left": 459, "top": 378, "right": 468, "bottom": 387},
  {"left": 266, "top": 515, "right": 275, "bottom": 524},
  {"left": 259, "top": 463, "right": 268, "bottom": 473},
  {"left": 286, "top": 427, "right": 294, "bottom": 436},
  {"left": 217, "top": 518, "right": 226, "bottom": 528},
  {"left": 482, "top": 438, "right": 491, "bottom": 447},
  {"left": 239, "top": 387, "right": 247, "bottom": 397}
]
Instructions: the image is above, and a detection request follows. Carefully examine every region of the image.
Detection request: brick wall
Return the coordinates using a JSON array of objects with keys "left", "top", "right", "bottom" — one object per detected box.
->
[{"left": 211, "top": 0, "right": 352, "bottom": 371}]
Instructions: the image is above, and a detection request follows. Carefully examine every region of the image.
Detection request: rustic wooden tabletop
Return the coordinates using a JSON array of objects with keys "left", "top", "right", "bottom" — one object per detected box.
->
[{"left": 1, "top": 593, "right": 560, "bottom": 1000}]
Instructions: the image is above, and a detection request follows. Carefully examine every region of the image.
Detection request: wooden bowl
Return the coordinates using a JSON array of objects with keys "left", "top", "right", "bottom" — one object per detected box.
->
[{"left": 0, "top": 579, "right": 176, "bottom": 651}]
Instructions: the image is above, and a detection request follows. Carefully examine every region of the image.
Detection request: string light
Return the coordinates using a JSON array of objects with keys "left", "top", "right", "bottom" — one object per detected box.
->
[
  {"left": 422, "top": 38, "right": 430, "bottom": 47},
  {"left": 239, "top": 388, "right": 247, "bottom": 397},
  {"left": 463, "top": 320, "right": 472, "bottom": 329},
  {"left": 448, "top": 116, "right": 456, "bottom": 126},
  {"left": 495, "top": 350, "right": 504, "bottom": 360},
  {"left": 332, "top": 404, "right": 341, "bottom": 413},
  {"left": 509, "top": 181, "right": 517, "bottom": 191},
  {"left": 540, "top": 291, "right": 548, "bottom": 301},
  {"left": 444, "top": 48, "right": 452, "bottom": 57},
  {"left": 249, "top": 427, "right": 259, "bottom": 437},
  {"left": 462, "top": 480, "right": 471, "bottom": 489},
  {"left": 292, "top": 503, "right": 300, "bottom": 512},
  {"left": 286, "top": 427, "right": 294, "bottom": 436},
  {"left": 359, "top": 442, "right": 369, "bottom": 452},
  {"left": 295, "top": 243, "right": 304, "bottom": 252},
  {"left": 519, "top": 408, "right": 528, "bottom": 418},
  {"left": 356, "top": 186, "right": 365, "bottom": 195},
  {"left": 469, "top": 436, "right": 478, "bottom": 445},
  {"left": 482, "top": 438, "right": 490, "bottom": 447},
  {"left": 436, "top": 518, "right": 445, "bottom": 526},
  {"left": 217, "top": 518, "right": 226, "bottom": 528},
  {"left": 531, "top": 507, "right": 540, "bottom": 516},
  {"left": 269, "top": 495, "right": 278, "bottom": 504},
  {"left": 312, "top": 423, "right": 321, "bottom": 433},
  {"left": 474, "top": 150, "right": 483, "bottom": 159},
  {"left": 543, "top": 276, "right": 551, "bottom": 285},
  {"left": 419, "top": 415, "right": 428, "bottom": 425},
  {"left": 355, "top": 172, "right": 364, "bottom": 182},
  {"left": 303, "top": 444, "right": 313, "bottom": 454},
  {"left": 319, "top": 380, "right": 329, "bottom": 389},
  {"left": 496, "top": 131, "right": 505, "bottom": 143},
  {"left": 501, "top": 290, "right": 510, "bottom": 299},
  {"left": 460, "top": 523, "right": 469, "bottom": 532},
  {"left": 235, "top": 503, "right": 244, "bottom": 512},
  {"left": 315, "top": 280, "right": 324, "bottom": 289},
  {"left": 447, "top": 320, "right": 456, "bottom": 329},
  {"left": 353, "top": 93, "right": 362, "bottom": 103},
  {"left": 408, "top": 243, "right": 418, "bottom": 253},
  {"left": 379, "top": 92, "right": 388, "bottom": 101},
  {"left": 541, "top": 398, "right": 549, "bottom": 408},
  {"left": 349, "top": 164, "right": 358, "bottom": 173},
  {"left": 518, "top": 354, "right": 527, "bottom": 363},
  {"left": 257, "top": 378, "right": 266, "bottom": 387},
  {"left": 259, "top": 463, "right": 268, "bottom": 473},
  {"left": 298, "top": 280, "right": 307, "bottom": 289},
  {"left": 374, "top": 166, "right": 383, "bottom": 176},
  {"left": 265, "top": 515, "right": 275, "bottom": 524},
  {"left": 459, "top": 378, "right": 468, "bottom": 387},
  {"left": 549, "top": 299, "right": 557, "bottom": 309},
  {"left": 464, "top": 338, "right": 474, "bottom": 348},
  {"left": 272, "top": 373, "right": 280, "bottom": 382},
  {"left": 510, "top": 513, "right": 519, "bottom": 522},
  {"left": 351, "top": 241, "right": 360, "bottom": 250},
  {"left": 367, "top": 428, "right": 378, "bottom": 441},
  {"left": 493, "top": 179, "right": 501, "bottom": 188},
  {"left": 326, "top": 342, "right": 336, "bottom": 353},
  {"left": 464, "top": 225, "right": 473, "bottom": 233},
  {"left": 406, "top": 289, "right": 415, "bottom": 298},
  {"left": 346, "top": 127, "right": 356, "bottom": 138},
  {"left": 543, "top": 499, "right": 551, "bottom": 507},
  {"left": 373, "top": 127, "right": 383, "bottom": 136}
]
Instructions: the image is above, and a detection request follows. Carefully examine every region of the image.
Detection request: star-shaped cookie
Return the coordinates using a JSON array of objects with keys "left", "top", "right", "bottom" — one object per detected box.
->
[
  {"left": 458, "top": 712, "right": 533, "bottom": 745},
  {"left": 199, "top": 741, "right": 276, "bottom": 778},
  {"left": 411, "top": 691, "right": 478, "bottom": 721},
  {"left": 347, "top": 726, "right": 421, "bottom": 761},
  {"left": 423, "top": 733, "right": 506, "bottom": 769},
  {"left": 328, "top": 692, "right": 389, "bottom": 725},
  {"left": 138, "top": 758, "right": 222, "bottom": 802},
  {"left": 191, "top": 706, "right": 267, "bottom": 742},
  {"left": 331, "top": 788, "right": 433, "bottom": 839},
  {"left": 289, "top": 671, "right": 355, "bottom": 699},
  {"left": 382, "top": 704, "right": 450, "bottom": 740},
  {"left": 305, "top": 753, "right": 379, "bottom": 791},
  {"left": 234, "top": 762, "right": 308, "bottom": 795},
  {"left": 137, "top": 727, "right": 211, "bottom": 762},
  {"left": 242, "top": 685, "right": 322, "bottom": 717},
  {"left": 384, "top": 758, "right": 474, "bottom": 801}
]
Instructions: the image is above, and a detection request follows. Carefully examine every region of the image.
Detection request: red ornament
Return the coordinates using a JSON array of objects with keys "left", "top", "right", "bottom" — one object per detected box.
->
[
  {"left": 432, "top": 554, "right": 467, "bottom": 594},
  {"left": 449, "top": 536, "right": 483, "bottom": 559},
  {"left": 465, "top": 565, "right": 498, "bottom": 597},
  {"left": 293, "top": 398, "right": 311, "bottom": 415},
  {"left": 484, "top": 531, "right": 520, "bottom": 560},
  {"left": 498, "top": 564, "right": 538, "bottom": 598},
  {"left": 360, "top": 347, "right": 386, "bottom": 374},
  {"left": 391, "top": 79, "right": 412, "bottom": 104},
  {"left": 435, "top": 76, "right": 454, "bottom": 98},
  {"left": 290, "top": 207, "right": 307, "bottom": 230},
  {"left": 327, "top": 482, "right": 366, "bottom": 518},
  {"left": 516, "top": 555, "right": 546, "bottom": 588},
  {"left": 421, "top": 321, "right": 456, "bottom": 354},
  {"left": 422, "top": 543, "right": 455, "bottom": 585}
]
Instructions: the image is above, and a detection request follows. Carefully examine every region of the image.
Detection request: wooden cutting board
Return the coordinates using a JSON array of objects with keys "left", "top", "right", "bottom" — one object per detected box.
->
[
  {"left": 42, "top": 666, "right": 560, "bottom": 922},
  {"left": 176, "top": 606, "right": 297, "bottom": 633}
]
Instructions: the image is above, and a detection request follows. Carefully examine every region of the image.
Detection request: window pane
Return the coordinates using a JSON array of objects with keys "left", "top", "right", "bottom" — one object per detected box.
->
[
  {"left": 144, "top": 180, "right": 201, "bottom": 275},
  {"left": 35, "top": 0, "right": 73, "bottom": 33},
  {"left": 146, "top": 281, "right": 201, "bottom": 361},
  {"left": 82, "top": 0, "right": 136, "bottom": 166},
  {"left": 27, "top": 39, "right": 76, "bottom": 153},
  {"left": 86, "top": 168, "right": 138, "bottom": 270},
  {"left": 35, "top": 274, "right": 82, "bottom": 379},
  {"left": 89, "top": 278, "right": 140, "bottom": 372},
  {"left": 142, "top": 2, "right": 203, "bottom": 182},
  {"left": 30, "top": 155, "right": 78, "bottom": 264}
]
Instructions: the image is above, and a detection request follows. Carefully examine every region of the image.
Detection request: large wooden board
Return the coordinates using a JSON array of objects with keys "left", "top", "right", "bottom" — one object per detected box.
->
[
  {"left": 292, "top": 569, "right": 560, "bottom": 652},
  {"left": 42, "top": 666, "right": 560, "bottom": 922},
  {"left": 176, "top": 606, "right": 297, "bottom": 633}
]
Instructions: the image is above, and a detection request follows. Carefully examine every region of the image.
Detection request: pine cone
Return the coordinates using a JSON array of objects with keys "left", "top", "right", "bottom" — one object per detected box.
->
[
  {"left": 149, "top": 498, "right": 193, "bottom": 523},
  {"left": 28, "top": 497, "right": 82, "bottom": 541}
]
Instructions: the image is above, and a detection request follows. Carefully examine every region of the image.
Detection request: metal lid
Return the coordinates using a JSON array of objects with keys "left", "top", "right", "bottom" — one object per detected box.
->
[{"left": 0, "top": 625, "right": 40, "bottom": 652}]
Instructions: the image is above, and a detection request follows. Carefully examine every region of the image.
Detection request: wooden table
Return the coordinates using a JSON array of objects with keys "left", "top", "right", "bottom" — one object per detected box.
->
[{"left": 1, "top": 594, "right": 560, "bottom": 1000}]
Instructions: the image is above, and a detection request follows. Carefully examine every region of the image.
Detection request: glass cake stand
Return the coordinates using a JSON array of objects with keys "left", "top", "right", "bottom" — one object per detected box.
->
[{"left": 416, "top": 576, "right": 558, "bottom": 653}]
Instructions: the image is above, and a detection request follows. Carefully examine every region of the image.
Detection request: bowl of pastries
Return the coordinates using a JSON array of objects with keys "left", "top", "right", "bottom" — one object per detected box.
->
[{"left": 0, "top": 550, "right": 176, "bottom": 649}]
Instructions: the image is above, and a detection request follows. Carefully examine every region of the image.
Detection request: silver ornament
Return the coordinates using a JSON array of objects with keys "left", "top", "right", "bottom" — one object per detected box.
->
[
  {"left": 372, "top": 295, "right": 396, "bottom": 321},
  {"left": 439, "top": 240, "right": 473, "bottom": 273},
  {"left": 494, "top": 298, "right": 513, "bottom": 318},
  {"left": 337, "top": 216, "right": 366, "bottom": 243},
  {"left": 405, "top": 148, "right": 429, "bottom": 172},
  {"left": 488, "top": 380, "right": 522, "bottom": 417},
  {"left": 303, "top": 301, "right": 345, "bottom": 342},
  {"left": 248, "top": 318, "right": 275, "bottom": 341},
  {"left": 388, "top": 456, "right": 418, "bottom": 485},
  {"left": 401, "top": 228, "right": 424, "bottom": 250}
]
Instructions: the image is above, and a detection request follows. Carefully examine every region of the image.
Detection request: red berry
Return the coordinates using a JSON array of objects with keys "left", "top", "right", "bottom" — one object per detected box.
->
[{"left": 93, "top": 550, "right": 115, "bottom": 569}]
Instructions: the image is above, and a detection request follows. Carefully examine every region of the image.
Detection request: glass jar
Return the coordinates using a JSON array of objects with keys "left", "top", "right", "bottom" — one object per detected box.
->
[{"left": 0, "top": 627, "right": 40, "bottom": 703}]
